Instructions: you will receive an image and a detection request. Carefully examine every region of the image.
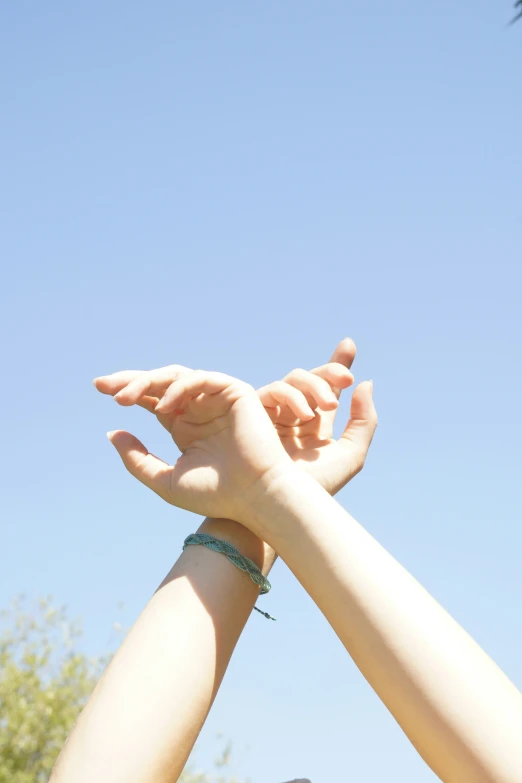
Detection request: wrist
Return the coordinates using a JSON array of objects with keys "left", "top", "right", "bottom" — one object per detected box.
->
[
  {"left": 240, "top": 462, "right": 319, "bottom": 542},
  {"left": 198, "top": 517, "right": 276, "bottom": 575}
]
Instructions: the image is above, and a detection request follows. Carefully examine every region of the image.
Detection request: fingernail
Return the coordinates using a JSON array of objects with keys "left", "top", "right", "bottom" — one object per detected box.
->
[
  {"left": 106, "top": 431, "right": 117, "bottom": 440},
  {"left": 369, "top": 380, "right": 374, "bottom": 393}
]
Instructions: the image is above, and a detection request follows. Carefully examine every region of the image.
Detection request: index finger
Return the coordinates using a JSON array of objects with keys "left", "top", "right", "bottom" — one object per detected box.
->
[
  {"left": 94, "top": 364, "right": 192, "bottom": 398},
  {"left": 324, "top": 337, "right": 357, "bottom": 399},
  {"left": 329, "top": 337, "right": 357, "bottom": 368}
]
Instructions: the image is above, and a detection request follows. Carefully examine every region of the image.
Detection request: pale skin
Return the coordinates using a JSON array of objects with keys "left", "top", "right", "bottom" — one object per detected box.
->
[
  {"left": 50, "top": 339, "right": 375, "bottom": 783},
  {"left": 63, "top": 347, "right": 522, "bottom": 783},
  {"left": 52, "top": 342, "right": 522, "bottom": 782}
]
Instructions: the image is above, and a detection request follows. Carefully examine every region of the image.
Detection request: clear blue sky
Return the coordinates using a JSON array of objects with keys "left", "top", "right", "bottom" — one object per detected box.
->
[{"left": 1, "top": 2, "right": 521, "bottom": 781}]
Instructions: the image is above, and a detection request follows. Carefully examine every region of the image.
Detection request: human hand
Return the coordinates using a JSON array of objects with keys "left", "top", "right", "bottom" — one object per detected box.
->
[
  {"left": 94, "top": 339, "right": 377, "bottom": 499},
  {"left": 258, "top": 338, "right": 377, "bottom": 494},
  {"left": 100, "top": 370, "right": 293, "bottom": 523}
]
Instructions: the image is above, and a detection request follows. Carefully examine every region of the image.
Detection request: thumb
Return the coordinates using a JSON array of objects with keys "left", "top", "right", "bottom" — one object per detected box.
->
[
  {"left": 339, "top": 381, "right": 378, "bottom": 471},
  {"left": 107, "top": 430, "right": 174, "bottom": 502}
]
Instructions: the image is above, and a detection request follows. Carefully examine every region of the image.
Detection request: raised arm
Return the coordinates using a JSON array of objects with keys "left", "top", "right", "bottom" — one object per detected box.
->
[
  {"left": 49, "top": 516, "right": 275, "bottom": 783},
  {"left": 51, "top": 340, "right": 375, "bottom": 783},
  {"left": 103, "top": 368, "right": 522, "bottom": 783},
  {"left": 251, "top": 470, "right": 522, "bottom": 783}
]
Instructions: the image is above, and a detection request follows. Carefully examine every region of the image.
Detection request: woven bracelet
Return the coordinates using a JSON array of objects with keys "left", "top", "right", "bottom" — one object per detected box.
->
[{"left": 183, "top": 533, "right": 276, "bottom": 620}]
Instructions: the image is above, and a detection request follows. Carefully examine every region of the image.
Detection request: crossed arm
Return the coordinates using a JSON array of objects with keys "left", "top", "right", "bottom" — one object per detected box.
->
[
  {"left": 51, "top": 339, "right": 372, "bottom": 783},
  {"left": 51, "top": 341, "right": 522, "bottom": 783}
]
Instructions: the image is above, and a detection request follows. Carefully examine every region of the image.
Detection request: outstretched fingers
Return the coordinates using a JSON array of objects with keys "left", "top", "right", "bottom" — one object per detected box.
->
[
  {"left": 93, "top": 370, "right": 145, "bottom": 393},
  {"left": 94, "top": 365, "right": 192, "bottom": 406}
]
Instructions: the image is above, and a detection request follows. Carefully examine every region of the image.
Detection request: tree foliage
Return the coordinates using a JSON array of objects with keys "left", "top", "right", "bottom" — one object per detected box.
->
[
  {"left": 0, "top": 598, "right": 241, "bottom": 783},
  {"left": 0, "top": 597, "right": 103, "bottom": 783}
]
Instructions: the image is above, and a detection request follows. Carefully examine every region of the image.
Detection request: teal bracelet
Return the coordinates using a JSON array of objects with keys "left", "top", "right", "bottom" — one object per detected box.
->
[{"left": 183, "top": 533, "right": 276, "bottom": 620}]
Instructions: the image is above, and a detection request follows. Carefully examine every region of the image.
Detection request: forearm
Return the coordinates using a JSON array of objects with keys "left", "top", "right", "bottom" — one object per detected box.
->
[
  {"left": 50, "top": 518, "right": 275, "bottom": 783},
  {"left": 251, "top": 468, "right": 522, "bottom": 783}
]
